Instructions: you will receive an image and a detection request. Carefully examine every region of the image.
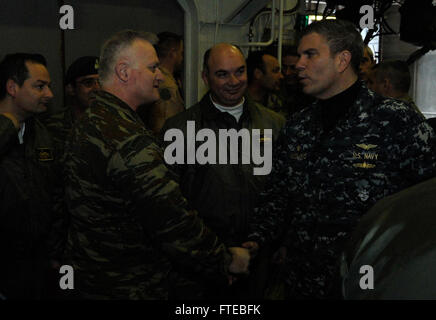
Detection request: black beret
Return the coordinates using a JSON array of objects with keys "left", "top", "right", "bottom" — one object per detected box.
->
[{"left": 65, "top": 56, "right": 99, "bottom": 85}]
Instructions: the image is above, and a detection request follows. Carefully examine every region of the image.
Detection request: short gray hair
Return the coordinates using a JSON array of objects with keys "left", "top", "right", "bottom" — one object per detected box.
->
[{"left": 99, "top": 30, "right": 158, "bottom": 83}]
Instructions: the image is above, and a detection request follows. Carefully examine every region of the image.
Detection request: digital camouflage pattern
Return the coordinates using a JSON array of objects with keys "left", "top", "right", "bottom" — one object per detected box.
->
[
  {"left": 64, "top": 91, "right": 232, "bottom": 300},
  {"left": 250, "top": 81, "right": 436, "bottom": 298}
]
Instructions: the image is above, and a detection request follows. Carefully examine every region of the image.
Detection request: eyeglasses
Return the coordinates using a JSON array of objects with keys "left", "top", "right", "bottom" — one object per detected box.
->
[{"left": 76, "top": 78, "right": 100, "bottom": 88}]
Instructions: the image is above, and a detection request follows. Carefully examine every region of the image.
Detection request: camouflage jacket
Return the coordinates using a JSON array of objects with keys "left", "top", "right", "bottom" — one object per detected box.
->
[
  {"left": 250, "top": 81, "right": 436, "bottom": 298},
  {"left": 161, "top": 93, "right": 285, "bottom": 247},
  {"left": 64, "top": 91, "right": 232, "bottom": 299},
  {"left": 41, "top": 106, "right": 75, "bottom": 164},
  {"left": 0, "top": 115, "right": 65, "bottom": 298}
]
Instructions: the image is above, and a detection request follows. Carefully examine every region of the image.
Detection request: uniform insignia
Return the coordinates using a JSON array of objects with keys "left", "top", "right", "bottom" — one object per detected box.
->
[
  {"left": 358, "top": 189, "right": 370, "bottom": 201},
  {"left": 37, "top": 148, "right": 54, "bottom": 161},
  {"left": 353, "top": 162, "right": 375, "bottom": 169},
  {"left": 290, "top": 145, "right": 307, "bottom": 160},
  {"left": 94, "top": 59, "right": 99, "bottom": 70},
  {"left": 356, "top": 143, "right": 377, "bottom": 150},
  {"left": 159, "top": 88, "right": 171, "bottom": 101}
]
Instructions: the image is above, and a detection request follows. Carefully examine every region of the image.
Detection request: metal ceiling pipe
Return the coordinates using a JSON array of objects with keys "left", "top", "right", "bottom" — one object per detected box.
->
[
  {"left": 177, "top": 0, "right": 199, "bottom": 107},
  {"left": 238, "top": 0, "right": 277, "bottom": 47},
  {"left": 278, "top": 0, "right": 284, "bottom": 65}
]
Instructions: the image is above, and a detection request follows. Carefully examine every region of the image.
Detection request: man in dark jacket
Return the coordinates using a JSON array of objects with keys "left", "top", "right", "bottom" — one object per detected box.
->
[
  {"left": 161, "top": 43, "right": 285, "bottom": 298},
  {"left": 0, "top": 53, "right": 64, "bottom": 299}
]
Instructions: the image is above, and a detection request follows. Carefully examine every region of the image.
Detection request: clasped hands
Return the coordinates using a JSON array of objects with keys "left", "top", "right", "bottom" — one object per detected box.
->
[{"left": 227, "top": 241, "right": 259, "bottom": 285}]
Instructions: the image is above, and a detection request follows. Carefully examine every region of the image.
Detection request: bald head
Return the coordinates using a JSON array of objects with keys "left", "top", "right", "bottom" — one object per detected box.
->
[
  {"left": 201, "top": 43, "right": 247, "bottom": 107},
  {"left": 203, "top": 43, "right": 245, "bottom": 74}
]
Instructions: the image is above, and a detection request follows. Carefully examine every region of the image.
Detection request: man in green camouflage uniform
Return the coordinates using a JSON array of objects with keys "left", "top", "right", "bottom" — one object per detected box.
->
[
  {"left": 249, "top": 19, "right": 436, "bottom": 299},
  {"left": 0, "top": 53, "right": 64, "bottom": 299},
  {"left": 161, "top": 43, "right": 285, "bottom": 298},
  {"left": 64, "top": 30, "right": 250, "bottom": 300},
  {"left": 43, "top": 56, "right": 101, "bottom": 158}
]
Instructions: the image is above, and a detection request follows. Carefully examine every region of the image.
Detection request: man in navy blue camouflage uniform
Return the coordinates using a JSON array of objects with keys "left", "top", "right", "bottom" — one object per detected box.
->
[{"left": 249, "top": 19, "right": 436, "bottom": 299}]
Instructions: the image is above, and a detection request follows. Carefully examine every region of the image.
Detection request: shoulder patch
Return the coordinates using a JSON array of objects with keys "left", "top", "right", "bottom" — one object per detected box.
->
[{"left": 36, "top": 147, "right": 54, "bottom": 161}]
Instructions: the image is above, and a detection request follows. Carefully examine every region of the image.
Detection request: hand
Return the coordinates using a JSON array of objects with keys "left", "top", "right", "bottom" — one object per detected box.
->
[
  {"left": 228, "top": 247, "right": 250, "bottom": 275},
  {"left": 272, "top": 246, "right": 287, "bottom": 265},
  {"left": 241, "top": 241, "right": 259, "bottom": 258}
]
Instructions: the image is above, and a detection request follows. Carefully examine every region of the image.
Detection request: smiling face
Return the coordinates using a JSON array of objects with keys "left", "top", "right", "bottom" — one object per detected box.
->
[
  {"left": 296, "top": 32, "right": 342, "bottom": 99},
  {"left": 202, "top": 44, "right": 247, "bottom": 107},
  {"left": 129, "top": 39, "right": 165, "bottom": 105},
  {"left": 13, "top": 61, "right": 53, "bottom": 116}
]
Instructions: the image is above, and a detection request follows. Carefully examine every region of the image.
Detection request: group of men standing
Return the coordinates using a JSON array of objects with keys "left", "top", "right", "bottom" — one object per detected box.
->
[{"left": 1, "top": 18, "right": 435, "bottom": 300}]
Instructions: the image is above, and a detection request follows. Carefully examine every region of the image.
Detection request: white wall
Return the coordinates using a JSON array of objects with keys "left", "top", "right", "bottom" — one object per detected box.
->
[
  {"left": 380, "top": 3, "right": 436, "bottom": 118},
  {"left": 413, "top": 50, "right": 436, "bottom": 118}
]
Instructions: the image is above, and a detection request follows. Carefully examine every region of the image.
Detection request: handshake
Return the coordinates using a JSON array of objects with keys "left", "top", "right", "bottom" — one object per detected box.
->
[{"left": 227, "top": 241, "right": 259, "bottom": 284}]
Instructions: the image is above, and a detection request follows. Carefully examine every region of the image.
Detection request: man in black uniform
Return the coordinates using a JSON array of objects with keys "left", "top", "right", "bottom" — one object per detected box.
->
[
  {"left": 0, "top": 53, "right": 64, "bottom": 299},
  {"left": 249, "top": 19, "right": 436, "bottom": 299}
]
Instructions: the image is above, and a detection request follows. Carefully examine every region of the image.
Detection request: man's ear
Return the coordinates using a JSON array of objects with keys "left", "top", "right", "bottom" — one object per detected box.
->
[
  {"left": 6, "top": 79, "right": 18, "bottom": 97},
  {"left": 115, "top": 59, "right": 130, "bottom": 83},
  {"left": 65, "top": 83, "right": 75, "bottom": 96},
  {"left": 383, "top": 78, "right": 392, "bottom": 92},
  {"left": 169, "top": 47, "right": 177, "bottom": 60},
  {"left": 254, "top": 68, "right": 263, "bottom": 80},
  {"left": 201, "top": 70, "right": 209, "bottom": 87},
  {"left": 337, "top": 50, "right": 352, "bottom": 73}
]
